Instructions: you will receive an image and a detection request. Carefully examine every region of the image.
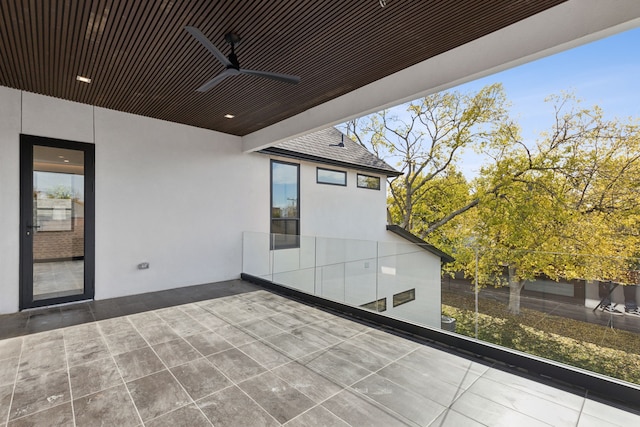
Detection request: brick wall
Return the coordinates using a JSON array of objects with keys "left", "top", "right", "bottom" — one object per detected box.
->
[{"left": 33, "top": 217, "right": 84, "bottom": 261}]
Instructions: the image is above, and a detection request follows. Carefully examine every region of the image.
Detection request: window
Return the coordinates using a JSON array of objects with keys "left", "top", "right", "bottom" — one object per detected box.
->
[
  {"left": 317, "top": 167, "right": 346, "bottom": 186},
  {"left": 393, "top": 289, "right": 415, "bottom": 307},
  {"left": 360, "top": 298, "right": 387, "bottom": 312},
  {"left": 271, "top": 160, "right": 300, "bottom": 249},
  {"left": 357, "top": 173, "right": 380, "bottom": 190}
]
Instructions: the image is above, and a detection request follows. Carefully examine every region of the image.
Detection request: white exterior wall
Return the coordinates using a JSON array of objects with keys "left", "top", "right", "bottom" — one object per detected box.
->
[
  {"left": 0, "top": 87, "right": 269, "bottom": 313},
  {"left": 298, "top": 162, "right": 389, "bottom": 242}
]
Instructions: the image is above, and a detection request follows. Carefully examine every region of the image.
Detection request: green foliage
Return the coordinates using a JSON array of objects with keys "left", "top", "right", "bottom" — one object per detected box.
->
[
  {"left": 348, "top": 85, "right": 640, "bottom": 315},
  {"left": 443, "top": 290, "right": 640, "bottom": 384},
  {"left": 47, "top": 185, "right": 73, "bottom": 199}
]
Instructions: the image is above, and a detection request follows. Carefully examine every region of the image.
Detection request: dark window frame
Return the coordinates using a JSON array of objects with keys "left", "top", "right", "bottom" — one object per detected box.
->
[
  {"left": 393, "top": 289, "right": 416, "bottom": 307},
  {"left": 357, "top": 173, "right": 381, "bottom": 190},
  {"left": 316, "top": 167, "right": 347, "bottom": 186},
  {"left": 360, "top": 297, "right": 387, "bottom": 312},
  {"left": 270, "top": 160, "right": 300, "bottom": 250}
]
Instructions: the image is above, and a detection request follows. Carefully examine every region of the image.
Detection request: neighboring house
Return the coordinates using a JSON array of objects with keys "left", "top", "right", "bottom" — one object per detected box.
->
[{"left": 244, "top": 127, "right": 454, "bottom": 328}]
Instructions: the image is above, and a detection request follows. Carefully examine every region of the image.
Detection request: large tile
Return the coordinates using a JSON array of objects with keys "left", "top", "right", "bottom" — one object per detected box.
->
[
  {"left": 300, "top": 350, "right": 371, "bottom": 387},
  {"left": 237, "top": 317, "right": 287, "bottom": 339},
  {"left": 165, "top": 318, "right": 209, "bottom": 336},
  {"left": 1, "top": 383, "right": 13, "bottom": 423},
  {"left": 69, "top": 357, "right": 122, "bottom": 398},
  {"left": 272, "top": 361, "right": 343, "bottom": 403},
  {"left": 0, "top": 356, "right": 19, "bottom": 386},
  {"left": 22, "top": 330, "right": 64, "bottom": 352},
  {"left": 0, "top": 337, "right": 23, "bottom": 360},
  {"left": 183, "top": 331, "right": 232, "bottom": 356},
  {"left": 289, "top": 326, "right": 341, "bottom": 348},
  {"left": 466, "top": 376, "right": 580, "bottom": 426},
  {"left": 10, "top": 370, "right": 70, "bottom": 420},
  {"left": 330, "top": 341, "right": 392, "bottom": 371},
  {"left": 377, "top": 362, "right": 461, "bottom": 407},
  {"left": 73, "top": 384, "right": 140, "bottom": 427},
  {"left": 127, "top": 370, "right": 191, "bottom": 421},
  {"left": 97, "top": 317, "right": 136, "bottom": 336},
  {"left": 16, "top": 346, "right": 66, "bottom": 381},
  {"left": 353, "top": 373, "right": 446, "bottom": 426},
  {"left": 451, "top": 390, "right": 550, "bottom": 427},
  {"left": 137, "top": 323, "right": 180, "bottom": 345},
  {"left": 128, "top": 311, "right": 162, "bottom": 328},
  {"left": 268, "top": 311, "right": 313, "bottom": 330},
  {"left": 114, "top": 346, "right": 165, "bottom": 382},
  {"left": 322, "top": 390, "right": 411, "bottom": 427},
  {"left": 63, "top": 323, "right": 100, "bottom": 345},
  {"left": 348, "top": 330, "right": 418, "bottom": 360},
  {"left": 263, "top": 332, "right": 323, "bottom": 359},
  {"left": 395, "top": 349, "right": 486, "bottom": 390},
  {"left": 308, "top": 319, "right": 364, "bottom": 340},
  {"left": 207, "top": 348, "right": 266, "bottom": 383},
  {"left": 483, "top": 367, "right": 585, "bottom": 411},
  {"left": 430, "top": 408, "right": 486, "bottom": 427},
  {"left": 214, "top": 325, "right": 257, "bottom": 346},
  {"left": 146, "top": 404, "right": 212, "bottom": 427},
  {"left": 197, "top": 385, "right": 279, "bottom": 427},
  {"left": 152, "top": 338, "right": 200, "bottom": 368},
  {"left": 285, "top": 405, "right": 350, "bottom": 427},
  {"left": 171, "top": 358, "right": 231, "bottom": 400},
  {"left": 581, "top": 398, "right": 640, "bottom": 424},
  {"left": 7, "top": 402, "right": 74, "bottom": 427},
  {"left": 238, "top": 340, "right": 292, "bottom": 370},
  {"left": 102, "top": 328, "right": 148, "bottom": 355},
  {"left": 238, "top": 372, "right": 315, "bottom": 424},
  {"left": 65, "top": 336, "right": 110, "bottom": 366}
]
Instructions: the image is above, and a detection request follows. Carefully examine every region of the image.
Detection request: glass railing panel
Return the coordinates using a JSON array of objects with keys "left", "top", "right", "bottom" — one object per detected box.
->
[
  {"left": 441, "top": 249, "right": 640, "bottom": 387},
  {"left": 242, "top": 231, "right": 272, "bottom": 281},
  {"left": 376, "top": 241, "right": 442, "bottom": 329},
  {"left": 270, "top": 234, "right": 316, "bottom": 293}
]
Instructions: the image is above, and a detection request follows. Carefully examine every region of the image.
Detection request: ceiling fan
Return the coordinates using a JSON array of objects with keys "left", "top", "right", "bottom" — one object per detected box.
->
[{"left": 185, "top": 26, "right": 301, "bottom": 92}]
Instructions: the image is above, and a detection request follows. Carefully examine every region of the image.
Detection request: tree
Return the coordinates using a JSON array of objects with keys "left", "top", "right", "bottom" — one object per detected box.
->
[
  {"left": 346, "top": 88, "right": 640, "bottom": 315},
  {"left": 466, "top": 94, "right": 640, "bottom": 314},
  {"left": 346, "top": 83, "right": 514, "bottom": 232}
]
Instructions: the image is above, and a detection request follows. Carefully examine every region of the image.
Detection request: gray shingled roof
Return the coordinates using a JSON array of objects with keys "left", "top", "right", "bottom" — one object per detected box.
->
[{"left": 260, "top": 127, "right": 401, "bottom": 176}]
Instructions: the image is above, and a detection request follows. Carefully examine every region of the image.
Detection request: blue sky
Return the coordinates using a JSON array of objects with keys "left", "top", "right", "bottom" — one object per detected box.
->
[
  {"left": 455, "top": 26, "right": 640, "bottom": 177},
  {"left": 354, "top": 26, "right": 640, "bottom": 178}
]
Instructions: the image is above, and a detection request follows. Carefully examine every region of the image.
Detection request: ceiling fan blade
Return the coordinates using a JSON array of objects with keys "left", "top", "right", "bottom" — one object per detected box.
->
[
  {"left": 184, "top": 26, "right": 232, "bottom": 68},
  {"left": 196, "top": 69, "right": 237, "bottom": 92},
  {"left": 239, "top": 69, "right": 301, "bottom": 85}
]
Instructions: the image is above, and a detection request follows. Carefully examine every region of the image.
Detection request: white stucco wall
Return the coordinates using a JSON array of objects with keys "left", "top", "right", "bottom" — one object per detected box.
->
[{"left": 0, "top": 88, "right": 270, "bottom": 313}]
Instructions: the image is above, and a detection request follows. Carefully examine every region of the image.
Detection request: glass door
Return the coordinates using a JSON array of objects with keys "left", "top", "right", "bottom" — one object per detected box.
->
[{"left": 20, "top": 135, "right": 95, "bottom": 309}]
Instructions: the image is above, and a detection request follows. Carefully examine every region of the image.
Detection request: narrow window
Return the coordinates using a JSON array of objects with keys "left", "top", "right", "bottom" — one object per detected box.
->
[
  {"left": 357, "top": 173, "right": 380, "bottom": 190},
  {"left": 317, "top": 167, "right": 346, "bottom": 186},
  {"left": 393, "top": 289, "right": 415, "bottom": 307},
  {"left": 271, "top": 160, "right": 300, "bottom": 249},
  {"left": 360, "top": 298, "right": 387, "bottom": 312}
]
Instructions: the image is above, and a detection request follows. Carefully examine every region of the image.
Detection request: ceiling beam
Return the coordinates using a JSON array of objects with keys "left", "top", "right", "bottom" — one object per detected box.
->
[{"left": 242, "top": 0, "right": 640, "bottom": 152}]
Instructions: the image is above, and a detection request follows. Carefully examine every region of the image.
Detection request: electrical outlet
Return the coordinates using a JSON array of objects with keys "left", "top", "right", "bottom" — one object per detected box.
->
[{"left": 137, "top": 262, "right": 150, "bottom": 270}]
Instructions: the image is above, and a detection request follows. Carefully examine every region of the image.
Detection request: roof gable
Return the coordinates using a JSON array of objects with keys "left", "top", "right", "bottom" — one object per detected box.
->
[{"left": 261, "top": 127, "right": 400, "bottom": 176}]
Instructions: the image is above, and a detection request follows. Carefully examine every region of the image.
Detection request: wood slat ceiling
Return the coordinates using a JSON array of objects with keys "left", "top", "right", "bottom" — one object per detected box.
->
[{"left": 0, "top": 0, "right": 566, "bottom": 136}]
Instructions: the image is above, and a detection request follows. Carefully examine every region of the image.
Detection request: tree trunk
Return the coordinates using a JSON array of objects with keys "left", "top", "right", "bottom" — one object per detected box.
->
[{"left": 507, "top": 265, "right": 525, "bottom": 315}]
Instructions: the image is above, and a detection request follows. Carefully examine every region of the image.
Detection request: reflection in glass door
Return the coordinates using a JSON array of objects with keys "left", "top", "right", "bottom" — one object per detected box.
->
[{"left": 20, "top": 135, "right": 95, "bottom": 309}]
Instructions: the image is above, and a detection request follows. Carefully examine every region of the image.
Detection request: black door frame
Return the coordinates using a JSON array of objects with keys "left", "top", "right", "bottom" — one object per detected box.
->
[{"left": 19, "top": 134, "right": 95, "bottom": 310}]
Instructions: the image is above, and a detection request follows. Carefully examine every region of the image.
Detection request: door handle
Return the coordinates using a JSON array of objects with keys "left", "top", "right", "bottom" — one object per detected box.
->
[{"left": 26, "top": 224, "right": 40, "bottom": 236}]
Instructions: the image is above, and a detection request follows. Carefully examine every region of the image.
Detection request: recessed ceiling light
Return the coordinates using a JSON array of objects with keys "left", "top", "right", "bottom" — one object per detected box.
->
[
  {"left": 224, "top": 114, "right": 235, "bottom": 119},
  {"left": 63, "top": 159, "right": 70, "bottom": 163},
  {"left": 76, "top": 75, "right": 92, "bottom": 83}
]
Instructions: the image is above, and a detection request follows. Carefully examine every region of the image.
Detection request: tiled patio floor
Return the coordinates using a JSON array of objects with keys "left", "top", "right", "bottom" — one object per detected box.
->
[{"left": 1, "top": 280, "right": 639, "bottom": 426}]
